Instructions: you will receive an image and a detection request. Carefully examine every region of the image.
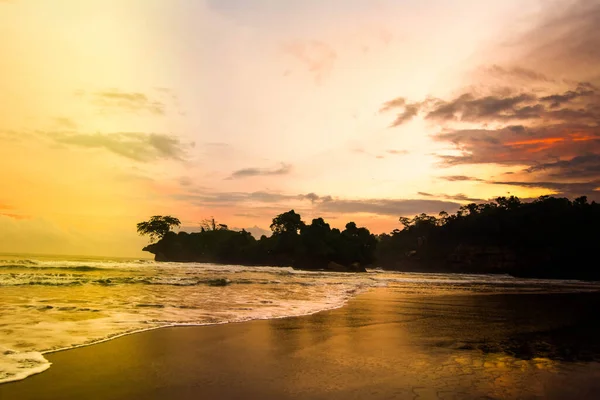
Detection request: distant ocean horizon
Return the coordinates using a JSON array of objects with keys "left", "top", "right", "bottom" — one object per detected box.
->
[{"left": 0, "top": 252, "right": 154, "bottom": 262}]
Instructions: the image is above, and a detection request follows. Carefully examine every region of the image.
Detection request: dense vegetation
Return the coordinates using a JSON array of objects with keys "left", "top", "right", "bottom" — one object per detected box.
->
[
  {"left": 139, "top": 195, "right": 600, "bottom": 279},
  {"left": 377, "top": 195, "right": 600, "bottom": 280},
  {"left": 140, "top": 211, "right": 377, "bottom": 272}
]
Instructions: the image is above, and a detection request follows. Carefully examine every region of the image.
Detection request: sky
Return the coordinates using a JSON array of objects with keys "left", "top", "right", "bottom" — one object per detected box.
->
[{"left": 1, "top": 0, "right": 599, "bottom": 257}]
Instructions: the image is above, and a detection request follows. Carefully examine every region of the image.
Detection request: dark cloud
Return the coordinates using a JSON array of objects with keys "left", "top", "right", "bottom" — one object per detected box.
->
[
  {"left": 490, "top": 180, "right": 600, "bottom": 196},
  {"left": 50, "top": 132, "right": 189, "bottom": 162},
  {"left": 233, "top": 213, "right": 264, "bottom": 219},
  {"left": 417, "top": 191, "right": 483, "bottom": 202},
  {"left": 540, "top": 83, "right": 596, "bottom": 108},
  {"left": 317, "top": 198, "right": 461, "bottom": 217},
  {"left": 402, "top": 84, "right": 599, "bottom": 125},
  {"left": 379, "top": 98, "right": 422, "bottom": 127},
  {"left": 176, "top": 191, "right": 294, "bottom": 206},
  {"left": 443, "top": 193, "right": 485, "bottom": 202},
  {"left": 426, "top": 93, "right": 539, "bottom": 122},
  {"left": 228, "top": 163, "right": 292, "bottom": 179},
  {"left": 91, "top": 90, "right": 165, "bottom": 115},
  {"left": 525, "top": 154, "right": 600, "bottom": 179},
  {"left": 177, "top": 189, "right": 460, "bottom": 218},
  {"left": 433, "top": 122, "right": 600, "bottom": 168},
  {"left": 439, "top": 175, "right": 484, "bottom": 182},
  {"left": 301, "top": 192, "right": 320, "bottom": 204}
]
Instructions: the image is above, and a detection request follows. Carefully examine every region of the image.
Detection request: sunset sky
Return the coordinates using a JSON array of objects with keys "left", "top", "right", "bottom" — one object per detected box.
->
[{"left": 1, "top": 0, "right": 599, "bottom": 257}]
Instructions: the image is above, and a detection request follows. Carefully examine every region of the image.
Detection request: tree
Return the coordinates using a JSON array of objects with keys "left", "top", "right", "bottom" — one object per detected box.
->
[
  {"left": 137, "top": 216, "right": 181, "bottom": 242},
  {"left": 199, "top": 217, "right": 228, "bottom": 231},
  {"left": 270, "top": 210, "right": 305, "bottom": 235}
]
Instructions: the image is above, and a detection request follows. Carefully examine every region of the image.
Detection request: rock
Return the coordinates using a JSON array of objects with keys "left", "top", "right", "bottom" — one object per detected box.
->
[
  {"left": 326, "top": 261, "right": 367, "bottom": 273},
  {"left": 154, "top": 252, "right": 168, "bottom": 262}
]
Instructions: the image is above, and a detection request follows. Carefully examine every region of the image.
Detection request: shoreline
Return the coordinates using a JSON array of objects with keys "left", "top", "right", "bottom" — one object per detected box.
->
[
  {"left": 3, "top": 289, "right": 600, "bottom": 399},
  {"left": 0, "top": 284, "right": 367, "bottom": 386}
]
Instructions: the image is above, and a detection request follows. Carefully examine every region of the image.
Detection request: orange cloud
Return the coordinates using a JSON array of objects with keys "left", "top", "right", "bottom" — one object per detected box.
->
[{"left": 0, "top": 213, "right": 30, "bottom": 220}]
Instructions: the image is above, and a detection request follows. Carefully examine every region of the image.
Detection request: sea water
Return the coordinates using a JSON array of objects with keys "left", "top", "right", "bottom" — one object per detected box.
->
[{"left": 1, "top": 255, "right": 599, "bottom": 384}]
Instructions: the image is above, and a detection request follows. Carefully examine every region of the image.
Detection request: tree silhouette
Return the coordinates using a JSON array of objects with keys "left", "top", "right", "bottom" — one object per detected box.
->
[
  {"left": 137, "top": 216, "right": 181, "bottom": 243},
  {"left": 137, "top": 196, "right": 600, "bottom": 279},
  {"left": 270, "top": 210, "right": 305, "bottom": 235}
]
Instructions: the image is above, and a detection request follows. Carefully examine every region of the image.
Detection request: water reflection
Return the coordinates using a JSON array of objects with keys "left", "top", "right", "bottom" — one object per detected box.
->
[{"left": 267, "top": 290, "right": 600, "bottom": 399}]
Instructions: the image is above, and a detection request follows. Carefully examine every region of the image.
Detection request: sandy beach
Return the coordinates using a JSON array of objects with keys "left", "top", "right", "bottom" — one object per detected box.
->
[{"left": 2, "top": 288, "right": 600, "bottom": 399}]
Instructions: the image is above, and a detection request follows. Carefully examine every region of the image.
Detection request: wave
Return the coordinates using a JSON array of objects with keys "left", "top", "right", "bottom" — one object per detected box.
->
[
  {"left": 0, "top": 281, "right": 364, "bottom": 385},
  {"left": 0, "top": 275, "right": 295, "bottom": 287},
  {"left": 0, "top": 259, "right": 39, "bottom": 266},
  {"left": 0, "top": 265, "right": 106, "bottom": 272}
]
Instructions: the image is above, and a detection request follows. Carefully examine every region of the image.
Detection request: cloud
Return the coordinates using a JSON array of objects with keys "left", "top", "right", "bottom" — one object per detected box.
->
[
  {"left": 442, "top": 193, "right": 485, "bottom": 202},
  {"left": 525, "top": 154, "right": 600, "bottom": 179},
  {"left": 380, "top": 97, "right": 406, "bottom": 112},
  {"left": 490, "top": 180, "right": 600, "bottom": 196},
  {"left": 391, "top": 84, "right": 597, "bottom": 126},
  {"left": 0, "top": 213, "right": 29, "bottom": 220},
  {"left": 0, "top": 203, "right": 27, "bottom": 220},
  {"left": 377, "top": 0, "right": 600, "bottom": 200},
  {"left": 176, "top": 188, "right": 461, "bottom": 218},
  {"left": 353, "top": 148, "right": 408, "bottom": 159},
  {"left": 316, "top": 198, "right": 461, "bottom": 217},
  {"left": 90, "top": 90, "right": 165, "bottom": 115},
  {"left": 176, "top": 190, "right": 294, "bottom": 206},
  {"left": 379, "top": 98, "right": 422, "bottom": 127},
  {"left": 417, "top": 191, "right": 483, "bottom": 202},
  {"left": 386, "top": 149, "right": 409, "bottom": 156},
  {"left": 234, "top": 213, "right": 264, "bottom": 219},
  {"left": 282, "top": 40, "right": 337, "bottom": 84},
  {"left": 439, "top": 175, "right": 484, "bottom": 182},
  {"left": 178, "top": 176, "right": 193, "bottom": 186},
  {"left": 483, "top": 65, "right": 554, "bottom": 83},
  {"left": 425, "top": 93, "right": 541, "bottom": 122},
  {"left": 539, "top": 83, "right": 596, "bottom": 108},
  {"left": 228, "top": 163, "right": 292, "bottom": 179},
  {"left": 516, "top": 0, "right": 600, "bottom": 80},
  {"left": 381, "top": 84, "right": 597, "bottom": 126},
  {"left": 302, "top": 192, "right": 320, "bottom": 204},
  {"left": 50, "top": 132, "right": 190, "bottom": 162}
]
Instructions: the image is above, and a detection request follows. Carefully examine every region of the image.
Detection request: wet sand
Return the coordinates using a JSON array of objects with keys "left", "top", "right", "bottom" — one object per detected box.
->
[{"left": 2, "top": 288, "right": 600, "bottom": 399}]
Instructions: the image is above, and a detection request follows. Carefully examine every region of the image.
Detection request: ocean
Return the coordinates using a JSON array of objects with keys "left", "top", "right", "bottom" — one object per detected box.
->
[{"left": 2, "top": 254, "right": 599, "bottom": 385}]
